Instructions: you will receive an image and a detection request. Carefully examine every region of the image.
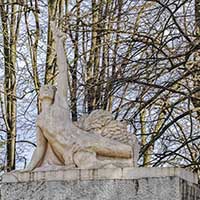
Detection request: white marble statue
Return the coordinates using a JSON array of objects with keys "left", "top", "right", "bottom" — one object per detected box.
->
[{"left": 26, "top": 22, "right": 138, "bottom": 171}]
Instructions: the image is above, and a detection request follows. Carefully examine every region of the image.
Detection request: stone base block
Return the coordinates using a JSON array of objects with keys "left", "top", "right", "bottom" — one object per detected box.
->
[{"left": 0, "top": 168, "right": 199, "bottom": 200}]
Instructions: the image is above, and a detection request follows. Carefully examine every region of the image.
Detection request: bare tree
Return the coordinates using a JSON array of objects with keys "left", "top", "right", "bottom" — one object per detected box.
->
[
  {"left": 0, "top": 0, "right": 199, "bottom": 174},
  {"left": 0, "top": 0, "right": 22, "bottom": 171}
]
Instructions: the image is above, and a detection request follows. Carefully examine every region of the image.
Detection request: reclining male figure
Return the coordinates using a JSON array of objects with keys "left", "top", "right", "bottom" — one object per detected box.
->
[{"left": 27, "top": 22, "right": 134, "bottom": 171}]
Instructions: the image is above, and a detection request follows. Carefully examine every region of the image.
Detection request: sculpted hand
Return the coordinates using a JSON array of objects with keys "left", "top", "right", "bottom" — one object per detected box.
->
[
  {"left": 72, "top": 142, "right": 82, "bottom": 154},
  {"left": 63, "top": 140, "right": 82, "bottom": 167},
  {"left": 50, "top": 21, "right": 66, "bottom": 42}
]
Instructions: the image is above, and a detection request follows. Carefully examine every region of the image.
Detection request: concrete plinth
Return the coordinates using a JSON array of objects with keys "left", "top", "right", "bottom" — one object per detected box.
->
[{"left": 0, "top": 168, "right": 199, "bottom": 200}]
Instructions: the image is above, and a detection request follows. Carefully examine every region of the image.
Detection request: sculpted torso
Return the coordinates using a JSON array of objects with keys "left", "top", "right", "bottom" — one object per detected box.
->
[
  {"left": 36, "top": 97, "right": 81, "bottom": 167},
  {"left": 26, "top": 22, "right": 138, "bottom": 171},
  {"left": 37, "top": 107, "right": 68, "bottom": 162},
  {"left": 37, "top": 105, "right": 70, "bottom": 146}
]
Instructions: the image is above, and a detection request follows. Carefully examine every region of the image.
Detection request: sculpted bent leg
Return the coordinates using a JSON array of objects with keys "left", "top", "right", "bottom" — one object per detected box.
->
[
  {"left": 62, "top": 127, "right": 134, "bottom": 169},
  {"left": 74, "top": 151, "right": 133, "bottom": 168}
]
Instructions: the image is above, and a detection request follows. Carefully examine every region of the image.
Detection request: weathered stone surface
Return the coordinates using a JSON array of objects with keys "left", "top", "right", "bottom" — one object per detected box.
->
[
  {"left": 0, "top": 168, "right": 199, "bottom": 200},
  {"left": 1, "top": 167, "right": 198, "bottom": 183}
]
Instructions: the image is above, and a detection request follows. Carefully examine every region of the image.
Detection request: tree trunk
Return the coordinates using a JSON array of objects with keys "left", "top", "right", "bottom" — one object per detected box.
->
[{"left": 0, "top": 1, "right": 21, "bottom": 171}]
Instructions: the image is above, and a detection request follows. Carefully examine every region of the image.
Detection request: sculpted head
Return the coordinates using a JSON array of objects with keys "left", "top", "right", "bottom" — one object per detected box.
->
[{"left": 39, "top": 85, "right": 57, "bottom": 102}]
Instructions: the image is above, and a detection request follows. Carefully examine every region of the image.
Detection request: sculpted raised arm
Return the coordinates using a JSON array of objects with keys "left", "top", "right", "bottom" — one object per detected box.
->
[{"left": 50, "top": 21, "right": 69, "bottom": 103}]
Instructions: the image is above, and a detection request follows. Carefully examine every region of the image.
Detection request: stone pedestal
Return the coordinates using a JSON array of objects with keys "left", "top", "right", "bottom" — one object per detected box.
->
[{"left": 0, "top": 168, "right": 199, "bottom": 200}]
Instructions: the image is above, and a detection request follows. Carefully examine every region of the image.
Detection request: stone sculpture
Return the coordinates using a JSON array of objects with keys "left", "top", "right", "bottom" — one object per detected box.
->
[{"left": 26, "top": 22, "right": 138, "bottom": 171}]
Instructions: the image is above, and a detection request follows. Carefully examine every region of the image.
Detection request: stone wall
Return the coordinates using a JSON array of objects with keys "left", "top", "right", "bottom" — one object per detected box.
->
[
  {"left": 180, "top": 178, "right": 200, "bottom": 200},
  {"left": 0, "top": 168, "right": 199, "bottom": 200}
]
